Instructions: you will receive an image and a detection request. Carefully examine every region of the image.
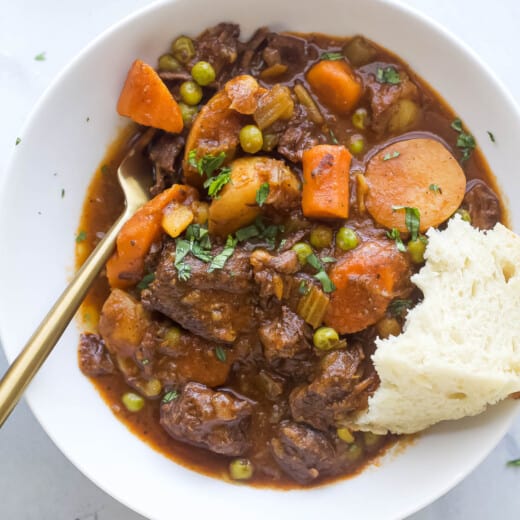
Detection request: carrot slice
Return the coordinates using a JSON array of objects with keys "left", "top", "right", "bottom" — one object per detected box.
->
[
  {"left": 307, "top": 60, "right": 362, "bottom": 114},
  {"left": 302, "top": 144, "right": 351, "bottom": 219},
  {"left": 324, "top": 241, "right": 411, "bottom": 334},
  {"left": 106, "top": 184, "right": 198, "bottom": 289},
  {"left": 364, "top": 138, "right": 466, "bottom": 232},
  {"left": 117, "top": 59, "right": 183, "bottom": 134}
]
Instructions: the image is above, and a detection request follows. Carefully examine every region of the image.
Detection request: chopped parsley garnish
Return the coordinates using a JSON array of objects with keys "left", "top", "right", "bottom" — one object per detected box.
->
[
  {"left": 376, "top": 66, "right": 401, "bottom": 85},
  {"left": 386, "top": 228, "right": 406, "bottom": 252},
  {"left": 215, "top": 345, "right": 227, "bottom": 362},
  {"left": 15, "top": 137, "right": 21, "bottom": 146},
  {"left": 329, "top": 129, "right": 339, "bottom": 144},
  {"left": 34, "top": 52, "right": 46, "bottom": 61},
  {"left": 451, "top": 118, "right": 476, "bottom": 162},
  {"left": 204, "top": 167, "right": 232, "bottom": 198},
  {"left": 174, "top": 238, "right": 192, "bottom": 281},
  {"left": 487, "top": 131, "right": 496, "bottom": 143},
  {"left": 320, "top": 256, "right": 337, "bottom": 263},
  {"left": 235, "top": 224, "right": 260, "bottom": 242},
  {"left": 429, "top": 184, "right": 442, "bottom": 194},
  {"left": 137, "top": 272, "right": 155, "bottom": 290},
  {"left": 189, "top": 151, "right": 232, "bottom": 198},
  {"left": 162, "top": 390, "right": 179, "bottom": 403},
  {"left": 75, "top": 230, "right": 87, "bottom": 243},
  {"left": 61, "top": 188, "right": 65, "bottom": 198},
  {"left": 305, "top": 253, "right": 336, "bottom": 293},
  {"left": 383, "top": 151, "right": 400, "bottom": 161},
  {"left": 173, "top": 225, "right": 215, "bottom": 280},
  {"left": 388, "top": 299, "right": 413, "bottom": 317},
  {"left": 256, "top": 182, "right": 270, "bottom": 207},
  {"left": 298, "top": 280, "right": 310, "bottom": 295},
  {"left": 236, "top": 217, "right": 284, "bottom": 250},
  {"left": 507, "top": 458, "right": 520, "bottom": 467},
  {"left": 321, "top": 52, "right": 344, "bottom": 61},
  {"left": 392, "top": 206, "right": 420, "bottom": 241},
  {"left": 208, "top": 236, "right": 237, "bottom": 272}
]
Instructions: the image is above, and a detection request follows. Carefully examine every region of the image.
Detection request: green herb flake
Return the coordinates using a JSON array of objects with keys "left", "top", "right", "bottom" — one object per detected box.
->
[
  {"left": 204, "top": 167, "right": 232, "bottom": 198},
  {"left": 34, "top": 52, "right": 46, "bottom": 61},
  {"left": 451, "top": 118, "right": 463, "bottom": 132},
  {"left": 388, "top": 299, "right": 413, "bottom": 317},
  {"left": 187, "top": 149, "right": 198, "bottom": 170},
  {"left": 61, "top": 188, "right": 65, "bottom": 198},
  {"left": 376, "top": 66, "right": 401, "bottom": 85},
  {"left": 137, "top": 272, "right": 156, "bottom": 290},
  {"left": 236, "top": 224, "right": 260, "bottom": 242},
  {"left": 256, "top": 182, "right": 270, "bottom": 207},
  {"left": 75, "top": 230, "right": 87, "bottom": 243},
  {"left": 190, "top": 150, "right": 226, "bottom": 177},
  {"left": 429, "top": 184, "right": 442, "bottom": 194},
  {"left": 314, "top": 270, "right": 336, "bottom": 293},
  {"left": 386, "top": 228, "right": 406, "bottom": 253},
  {"left": 15, "top": 137, "right": 21, "bottom": 146},
  {"left": 162, "top": 390, "right": 179, "bottom": 403},
  {"left": 392, "top": 206, "right": 420, "bottom": 241},
  {"left": 101, "top": 164, "right": 110, "bottom": 175},
  {"left": 174, "top": 238, "right": 192, "bottom": 281},
  {"left": 306, "top": 253, "right": 323, "bottom": 271},
  {"left": 321, "top": 52, "right": 344, "bottom": 61},
  {"left": 208, "top": 236, "right": 237, "bottom": 272},
  {"left": 383, "top": 151, "right": 400, "bottom": 161},
  {"left": 507, "top": 458, "right": 520, "bottom": 467},
  {"left": 320, "top": 256, "right": 337, "bottom": 263},
  {"left": 451, "top": 118, "right": 476, "bottom": 162},
  {"left": 329, "top": 129, "right": 339, "bottom": 145},
  {"left": 298, "top": 280, "right": 310, "bottom": 295},
  {"left": 487, "top": 131, "right": 496, "bottom": 143},
  {"left": 215, "top": 346, "right": 227, "bottom": 362}
]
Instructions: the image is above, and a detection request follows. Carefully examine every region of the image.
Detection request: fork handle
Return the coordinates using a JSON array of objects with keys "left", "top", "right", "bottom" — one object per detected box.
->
[{"left": 0, "top": 209, "right": 130, "bottom": 427}]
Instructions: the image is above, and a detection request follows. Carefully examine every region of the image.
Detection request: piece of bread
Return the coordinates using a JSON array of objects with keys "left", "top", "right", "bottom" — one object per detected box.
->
[{"left": 349, "top": 216, "right": 520, "bottom": 434}]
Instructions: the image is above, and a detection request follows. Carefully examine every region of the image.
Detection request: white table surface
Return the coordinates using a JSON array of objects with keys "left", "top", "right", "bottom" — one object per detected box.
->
[{"left": 1, "top": 1, "right": 520, "bottom": 518}]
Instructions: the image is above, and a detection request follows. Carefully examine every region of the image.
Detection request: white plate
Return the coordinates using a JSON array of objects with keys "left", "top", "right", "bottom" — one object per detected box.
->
[{"left": 1, "top": 0, "right": 519, "bottom": 519}]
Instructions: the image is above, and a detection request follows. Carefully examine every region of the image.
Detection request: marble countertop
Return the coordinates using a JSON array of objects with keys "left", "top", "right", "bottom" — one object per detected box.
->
[{"left": 1, "top": 1, "right": 520, "bottom": 518}]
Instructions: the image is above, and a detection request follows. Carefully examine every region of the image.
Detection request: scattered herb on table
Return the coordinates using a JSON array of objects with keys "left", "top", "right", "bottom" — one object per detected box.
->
[
  {"left": 75, "top": 230, "right": 87, "bottom": 243},
  {"left": 487, "top": 131, "right": 496, "bottom": 143},
  {"left": 15, "top": 137, "right": 21, "bottom": 146},
  {"left": 34, "top": 52, "right": 46, "bottom": 61}
]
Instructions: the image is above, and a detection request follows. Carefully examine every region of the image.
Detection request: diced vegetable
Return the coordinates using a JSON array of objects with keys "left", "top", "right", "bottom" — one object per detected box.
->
[
  {"left": 208, "top": 156, "right": 300, "bottom": 237},
  {"left": 162, "top": 203, "right": 194, "bottom": 238},
  {"left": 106, "top": 184, "right": 198, "bottom": 289},
  {"left": 307, "top": 60, "right": 362, "bottom": 114},
  {"left": 387, "top": 99, "right": 420, "bottom": 133},
  {"left": 352, "top": 107, "right": 368, "bottom": 130},
  {"left": 324, "top": 241, "right": 411, "bottom": 333},
  {"left": 302, "top": 144, "right": 351, "bottom": 219},
  {"left": 364, "top": 138, "right": 466, "bottom": 232},
  {"left": 183, "top": 90, "right": 243, "bottom": 187},
  {"left": 179, "top": 102, "right": 199, "bottom": 126},
  {"left": 297, "top": 284, "right": 330, "bottom": 328},
  {"left": 294, "top": 83, "right": 324, "bottom": 124},
  {"left": 225, "top": 75, "right": 266, "bottom": 115},
  {"left": 254, "top": 84, "right": 294, "bottom": 130},
  {"left": 343, "top": 36, "right": 378, "bottom": 66},
  {"left": 260, "top": 63, "right": 288, "bottom": 80},
  {"left": 117, "top": 59, "right": 183, "bottom": 133}
]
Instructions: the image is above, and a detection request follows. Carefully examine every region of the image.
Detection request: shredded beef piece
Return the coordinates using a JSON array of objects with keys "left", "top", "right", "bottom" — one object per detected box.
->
[
  {"left": 463, "top": 179, "right": 501, "bottom": 230},
  {"left": 240, "top": 26, "right": 269, "bottom": 70},
  {"left": 78, "top": 333, "right": 114, "bottom": 376},
  {"left": 148, "top": 134, "right": 184, "bottom": 196},
  {"left": 270, "top": 421, "right": 335, "bottom": 483},
  {"left": 262, "top": 33, "right": 317, "bottom": 75},
  {"left": 160, "top": 382, "right": 254, "bottom": 456},
  {"left": 289, "top": 346, "right": 378, "bottom": 431}
]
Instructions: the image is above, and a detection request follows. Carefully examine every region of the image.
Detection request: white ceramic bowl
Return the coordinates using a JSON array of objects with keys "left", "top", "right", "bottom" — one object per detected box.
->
[{"left": 1, "top": 0, "right": 519, "bottom": 518}]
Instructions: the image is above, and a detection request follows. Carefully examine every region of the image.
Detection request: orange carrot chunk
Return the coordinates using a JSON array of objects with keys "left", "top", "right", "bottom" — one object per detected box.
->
[
  {"left": 106, "top": 184, "right": 198, "bottom": 289},
  {"left": 302, "top": 144, "right": 351, "bottom": 219},
  {"left": 307, "top": 60, "right": 363, "bottom": 114},
  {"left": 324, "top": 241, "right": 411, "bottom": 334},
  {"left": 117, "top": 59, "right": 183, "bottom": 134}
]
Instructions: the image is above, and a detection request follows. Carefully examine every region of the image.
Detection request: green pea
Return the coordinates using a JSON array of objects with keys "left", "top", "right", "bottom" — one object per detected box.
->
[
  {"left": 407, "top": 237, "right": 426, "bottom": 264},
  {"left": 180, "top": 80, "right": 203, "bottom": 106},
  {"left": 179, "top": 102, "right": 199, "bottom": 126},
  {"left": 313, "top": 326, "right": 340, "bottom": 350},
  {"left": 229, "top": 458, "right": 254, "bottom": 480},
  {"left": 336, "top": 227, "right": 359, "bottom": 251},
  {"left": 456, "top": 208, "right": 472, "bottom": 223},
  {"left": 291, "top": 242, "right": 313, "bottom": 265},
  {"left": 121, "top": 392, "right": 145, "bottom": 413},
  {"left": 239, "top": 125, "right": 263, "bottom": 154},
  {"left": 352, "top": 108, "right": 368, "bottom": 130},
  {"left": 171, "top": 36, "right": 195, "bottom": 64},
  {"left": 309, "top": 225, "right": 333, "bottom": 249},
  {"left": 344, "top": 442, "right": 364, "bottom": 462},
  {"left": 158, "top": 54, "right": 182, "bottom": 72},
  {"left": 191, "top": 61, "right": 216, "bottom": 86},
  {"left": 349, "top": 133, "right": 365, "bottom": 155}
]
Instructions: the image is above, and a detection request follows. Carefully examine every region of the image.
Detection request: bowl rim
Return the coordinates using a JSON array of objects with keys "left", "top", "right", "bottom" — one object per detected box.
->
[{"left": 1, "top": 0, "right": 520, "bottom": 518}]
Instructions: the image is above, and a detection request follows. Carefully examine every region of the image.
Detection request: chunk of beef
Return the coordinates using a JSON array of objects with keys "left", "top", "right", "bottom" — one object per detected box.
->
[
  {"left": 463, "top": 179, "right": 501, "bottom": 230},
  {"left": 277, "top": 104, "right": 325, "bottom": 164},
  {"left": 258, "top": 306, "right": 315, "bottom": 378},
  {"left": 290, "top": 346, "right": 378, "bottom": 431},
  {"left": 362, "top": 63, "right": 420, "bottom": 135},
  {"left": 192, "top": 23, "right": 241, "bottom": 84},
  {"left": 142, "top": 240, "right": 256, "bottom": 343},
  {"left": 270, "top": 421, "right": 335, "bottom": 484},
  {"left": 160, "top": 382, "right": 254, "bottom": 456},
  {"left": 262, "top": 33, "right": 317, "bottom": 76},
  {"left": 78, "top": 333, "right": 114, "bottom": 376},
  {"left": 240, "top": 26, "right": 269, "bottom": 70},
  {"left": 148, "top": 134, "right": 184, "bottom": 196}
]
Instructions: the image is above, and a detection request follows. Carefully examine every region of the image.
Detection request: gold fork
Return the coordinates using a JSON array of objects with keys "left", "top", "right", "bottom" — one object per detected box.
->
[{"left": 0, "top": 130, "right": 154, "bottom": 426}]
